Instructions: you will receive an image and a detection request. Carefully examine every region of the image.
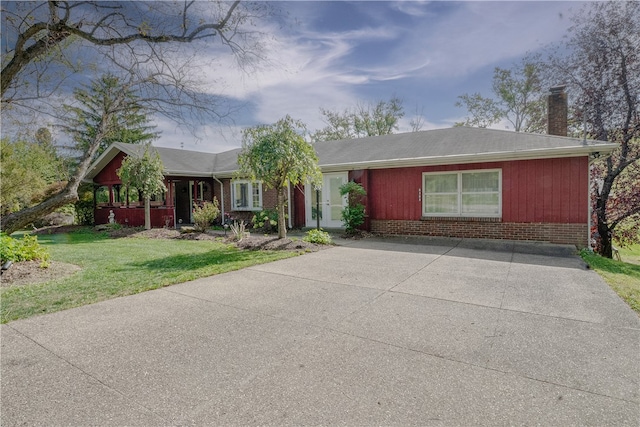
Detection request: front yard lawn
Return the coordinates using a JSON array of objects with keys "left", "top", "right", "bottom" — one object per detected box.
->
[
  {"left": 581, "top": 244, "right": 640, "bottom": 315},
  {"left": 1, "top": 229, "right": 297, "bottom": 323}
]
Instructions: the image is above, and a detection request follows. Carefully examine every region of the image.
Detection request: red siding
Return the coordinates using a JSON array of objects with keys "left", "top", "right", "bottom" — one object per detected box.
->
[
  {"left": 293, "top": 184, "right": 306, "bottom": 228},
  {"left": 368, "top": 157, "right": 588, "bottom": 224},
  {"left": 502, "top": 157, "right": 587, "bottom": 223},
  {"left": 369, "top": 168, "right": 423, "bottom": 220},
  {"left": 95, "top": 206, "right": 175, "bottom": 228},
  {"left": 94, "top": 152, "right": 126, "bottom": 184}
]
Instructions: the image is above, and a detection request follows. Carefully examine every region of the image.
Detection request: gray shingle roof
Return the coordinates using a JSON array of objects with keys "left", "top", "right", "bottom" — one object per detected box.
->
[
  {"left": 87, "top": 127, "right": 617, "bottom": 181},
  {"left": 313, "top": 127, "right": 616, "bottom": 171}
]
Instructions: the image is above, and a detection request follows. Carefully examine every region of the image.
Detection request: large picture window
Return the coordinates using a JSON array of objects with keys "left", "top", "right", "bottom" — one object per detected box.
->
[
  {"left": 423, "top": 170, "right": 501, "bottom": 217},
  {"left": 232, "top": 180, "right": 262, "bottom": 211}
]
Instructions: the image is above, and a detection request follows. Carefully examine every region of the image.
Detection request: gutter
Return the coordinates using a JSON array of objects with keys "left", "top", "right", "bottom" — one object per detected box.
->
[{"left": 317, "top": 144, "right": 619, "bottom": 173}]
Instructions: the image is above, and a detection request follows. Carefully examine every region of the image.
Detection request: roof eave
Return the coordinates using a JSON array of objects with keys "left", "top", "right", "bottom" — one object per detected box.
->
[
  {"left": 318, "top": 144, "right": 618, "bottom": 173},
  {"left": 164, "top": 170, "right": 216, "bottom": 178}
]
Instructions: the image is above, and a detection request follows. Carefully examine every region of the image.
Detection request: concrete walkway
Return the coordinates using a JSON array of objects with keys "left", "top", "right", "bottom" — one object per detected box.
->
[{"left": 2, "top": 237, "right": 639, "bottom": 426}]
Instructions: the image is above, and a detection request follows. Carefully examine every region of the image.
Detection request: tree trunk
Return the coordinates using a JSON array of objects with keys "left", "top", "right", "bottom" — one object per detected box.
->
[
  {"left": 1, "top": 108, "right": 109, "bottom": 235},
  {"left": 277, "top": 186, "right": 287, "bottom": 239},
  {"left": 597, "top": 220, "right": 613, "bottom": 259},
  {"left": 1, "top": 188, "right": 79, "bottom": 235},
  {"left": 144, "top": 196, "right": 151, "bottom": 230}
]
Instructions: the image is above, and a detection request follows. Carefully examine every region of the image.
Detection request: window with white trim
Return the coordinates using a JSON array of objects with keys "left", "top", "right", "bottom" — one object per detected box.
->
[
  {"left": 232, "top": 180, "right": 262, "bottom": 211},
  {"left": 423, "top": 169, "right": 501, "bottom": 217}
]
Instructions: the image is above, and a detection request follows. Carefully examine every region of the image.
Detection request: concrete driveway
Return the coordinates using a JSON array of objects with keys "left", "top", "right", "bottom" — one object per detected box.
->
[{"left": 2, "top": 237, "right": 639, "bottom": 426}]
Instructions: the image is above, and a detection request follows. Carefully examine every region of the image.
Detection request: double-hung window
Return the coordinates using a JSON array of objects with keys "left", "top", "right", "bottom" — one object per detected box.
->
[
  {"left": 423, "top": 169, "right": 501, "bottom": 217},
  {"left": 232, "top": 180, "right": 262, "bottom": 211}
]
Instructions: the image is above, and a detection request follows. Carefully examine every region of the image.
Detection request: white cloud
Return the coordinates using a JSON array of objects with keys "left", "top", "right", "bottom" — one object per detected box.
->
[
  {"left": 387, "top": 2, "right": 575, "bottom": 79},
  {"left": 389, "top": 1, "right": 433, "bottom": 17},
  {"left": 151, "top": 1, "right": 578, "bottom": 150},
  {"left": 153, "top": 116, "right": 244, "bottom": 153}
]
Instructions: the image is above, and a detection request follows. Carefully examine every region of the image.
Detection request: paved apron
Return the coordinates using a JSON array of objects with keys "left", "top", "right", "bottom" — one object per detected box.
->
[{"left": 2, "top": 237, "right": 639, "bottom": 426}]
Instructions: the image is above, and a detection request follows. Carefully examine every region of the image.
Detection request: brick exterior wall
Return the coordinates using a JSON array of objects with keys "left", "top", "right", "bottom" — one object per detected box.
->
[
  {"left": 371, "top": 219, "right": 587, "bottom": 247},
  {"left": 548, "top": 85, "right": 568, "bottom": 137},
  {"left": 219, "top": 179, "right": 290, "bottom": 225}
]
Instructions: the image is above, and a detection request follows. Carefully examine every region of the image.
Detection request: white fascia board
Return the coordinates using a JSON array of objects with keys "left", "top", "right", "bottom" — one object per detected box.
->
[
  {"left": 318, "top": 144, "right": 618, "bottom": 172},
  {"left": 165, "top": 170, "right": 215, "bottom": 178}
]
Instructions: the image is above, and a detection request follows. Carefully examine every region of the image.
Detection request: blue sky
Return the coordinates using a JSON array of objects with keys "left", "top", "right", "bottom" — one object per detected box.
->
[{"left": 158, "top": 1, "right": 585, "bottom": 153}]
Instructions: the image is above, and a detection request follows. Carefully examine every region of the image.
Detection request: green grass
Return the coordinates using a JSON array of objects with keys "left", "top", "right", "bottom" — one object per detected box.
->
[
  {"left": 1, "top": 229, "right": 297, "bottom": 323},
  {"left": 581, "top": 244, "right": 640, "bottom": 315}
]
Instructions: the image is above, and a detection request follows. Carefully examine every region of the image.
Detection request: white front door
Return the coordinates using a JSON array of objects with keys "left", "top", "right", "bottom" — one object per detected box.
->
[{"left": 306, "top": 173, "right": 348, "bottom": 228}]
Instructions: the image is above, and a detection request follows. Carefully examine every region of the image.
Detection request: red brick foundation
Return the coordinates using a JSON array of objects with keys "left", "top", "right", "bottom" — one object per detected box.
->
[{"left": 370, "top": 219, "right": 588, "bottom": 247}]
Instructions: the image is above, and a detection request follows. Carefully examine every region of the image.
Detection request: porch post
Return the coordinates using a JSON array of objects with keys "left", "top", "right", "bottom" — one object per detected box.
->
[
  {"left": 193, "top": 180, "right": 198, "bottom": 203},
  {"left": 165, "top": 179, "right": 171, "bottom": 206}
]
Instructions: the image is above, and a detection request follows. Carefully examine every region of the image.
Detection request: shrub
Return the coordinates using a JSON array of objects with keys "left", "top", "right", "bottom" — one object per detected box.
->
[
  {"left": 75, "top": 199, "right": 94, "bottom": 225},
  {"left": 193, "top": 198, "right": 220, "bottom": 232},
  {"left": 339, "top": 181, "right": 367, "bottom": 234},
  {"left": 1, "top": 233, "right": 50, "bottom": 267},
  {"left": 251, "top": 209, "right": 279, "bottom": 233},
  {"left": 303, "top": 229, "right": 333, "bottom": 245}
]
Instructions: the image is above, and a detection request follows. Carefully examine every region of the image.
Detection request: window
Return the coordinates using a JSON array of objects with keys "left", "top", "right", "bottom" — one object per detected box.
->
[
  {"left": 423, "top": 170, "right": 501, "bottom": 217},
  {"left": 232, "top": 180, "right": 262, "bottom": 210}
]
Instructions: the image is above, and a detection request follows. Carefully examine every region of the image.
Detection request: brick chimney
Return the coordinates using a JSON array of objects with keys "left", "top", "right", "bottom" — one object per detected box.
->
[{"left": 548, "top": 85, "right": 568, "bottom": 136}]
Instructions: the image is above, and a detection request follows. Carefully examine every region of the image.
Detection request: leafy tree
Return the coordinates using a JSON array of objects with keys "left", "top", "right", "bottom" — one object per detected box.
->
[
  {"left": 0, "top": 135, "right": 68, "bottom": 217},
  {"left": 311, "top": 97, "right": 405, "bottom": 142},
  {"left": 545, "top": 1, "right": 639, "bottom": 257},
  {"left": 238, "top": 116, "right": 321, "bottom": 239},
  {"left": 117, "top": 143, "right": 167, "bottom": 230},
  {"left": 455, "top": 60, "right": 546, "bottom": 133},
  {"left": 1, "top": 75, "right": 155, "bottom": 235}
]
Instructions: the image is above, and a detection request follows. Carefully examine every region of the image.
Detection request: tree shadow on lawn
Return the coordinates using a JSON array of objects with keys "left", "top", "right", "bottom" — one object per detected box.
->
[
  {"left": 127, "top": 247, "right": 293, "bottom": 276},
  {"left": 36, "top": 229, "right": 112, "bottom": 245}
]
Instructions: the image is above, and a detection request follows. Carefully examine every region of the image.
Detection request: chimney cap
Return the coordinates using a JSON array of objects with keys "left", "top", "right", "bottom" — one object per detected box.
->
[{"left": 549, "top": 84, "right": 567, "bottom": 94}]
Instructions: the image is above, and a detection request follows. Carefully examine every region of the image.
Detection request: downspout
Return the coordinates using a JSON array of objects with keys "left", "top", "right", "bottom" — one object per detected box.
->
[
  {"left": 587, "top": 153, "right": 600, "bottom": 250},
  {"left": 213, "top": 175, "right": 225, "bottom": 221},
  {"left": 287, "top": 181, "right": 292, "bottom": 229}
]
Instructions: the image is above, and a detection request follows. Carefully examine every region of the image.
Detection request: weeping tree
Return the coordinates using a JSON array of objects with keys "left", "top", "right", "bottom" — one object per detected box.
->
[
  {"left": 238, "top": 116, "right": 321, "bottom": 239},
  {"left": 117, "top": 143, "right": 167, "bottom": 230}
]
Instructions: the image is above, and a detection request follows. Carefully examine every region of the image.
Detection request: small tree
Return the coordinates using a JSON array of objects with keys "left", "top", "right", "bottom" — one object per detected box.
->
[
  {"left": 339, "top": 181, "right": 367, "bottom": 234},
  {"left": 238, "top": 116, "right": 321, "bottom": 239},
  {"left": 117, "top": 143, "right": 167, "bottom": 230}
]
